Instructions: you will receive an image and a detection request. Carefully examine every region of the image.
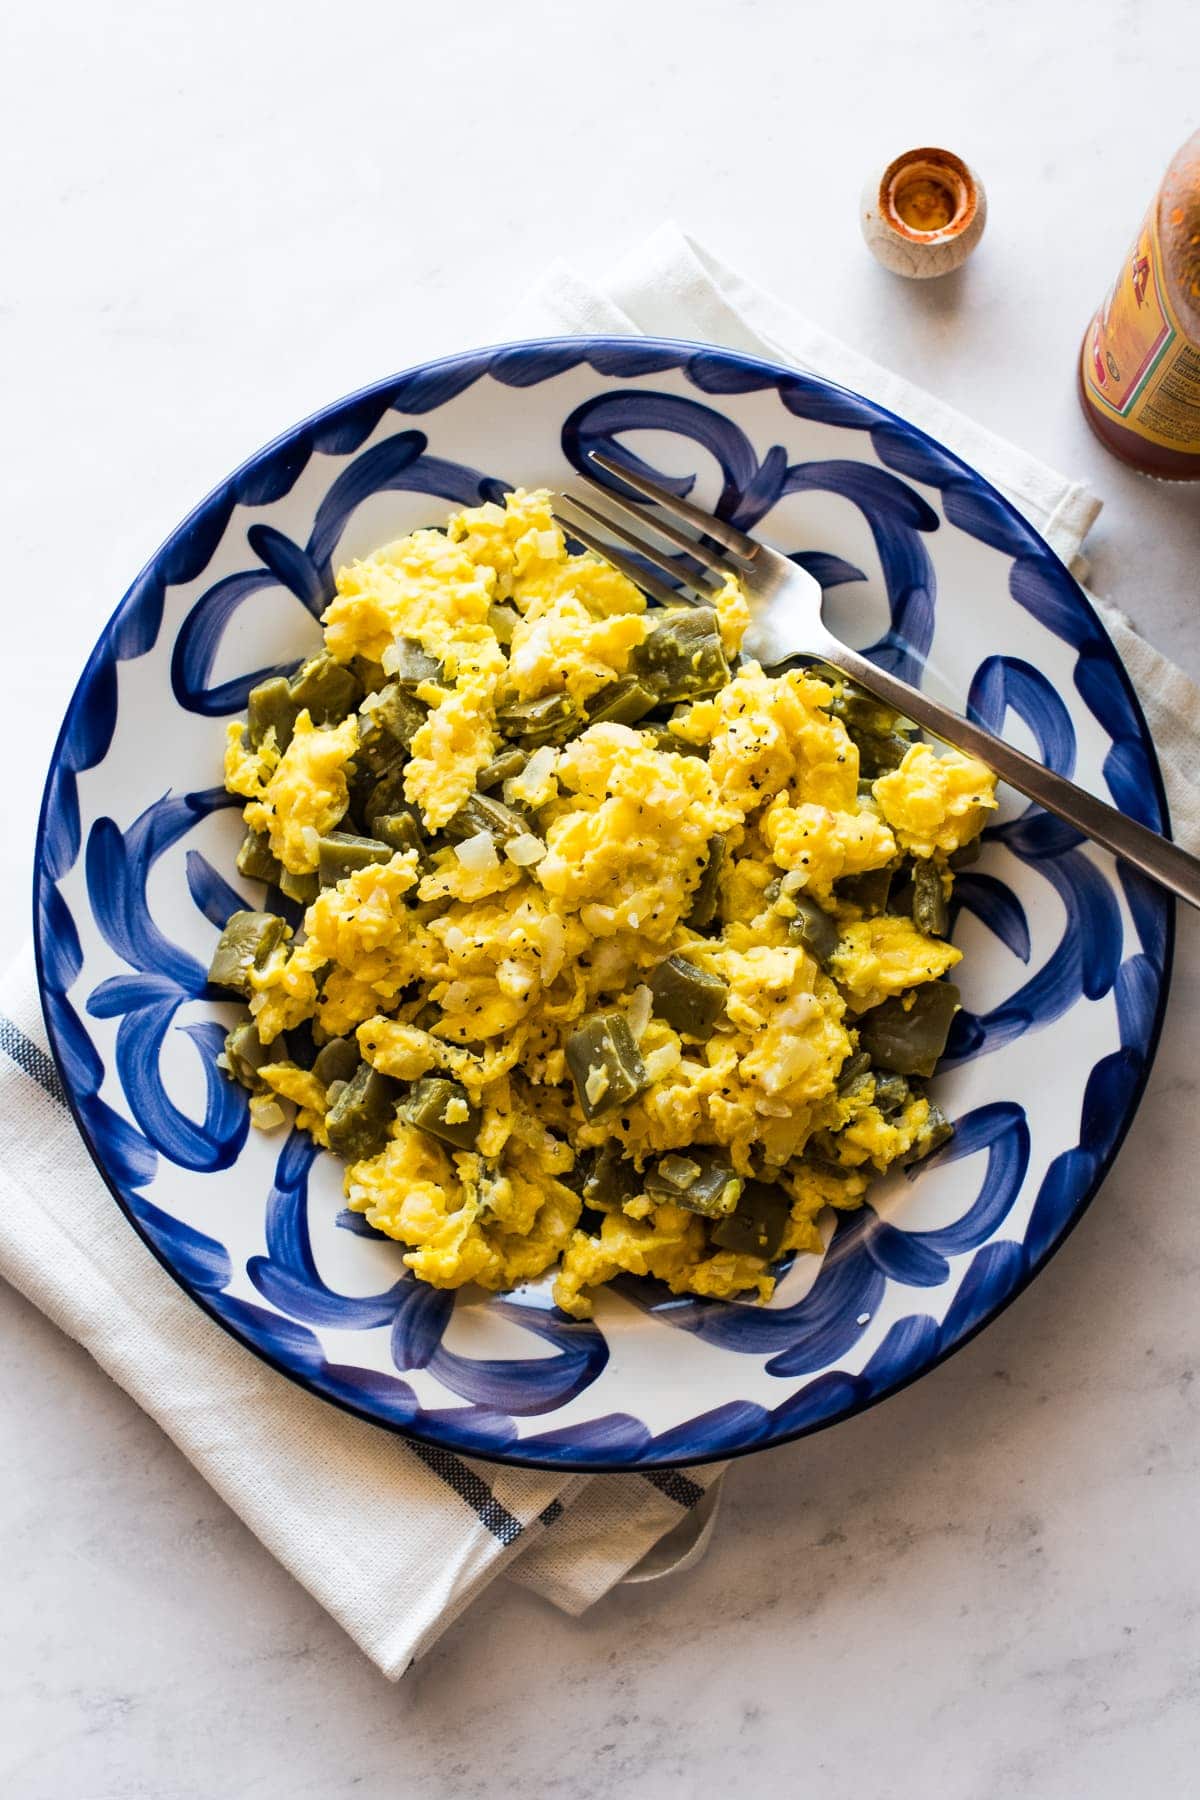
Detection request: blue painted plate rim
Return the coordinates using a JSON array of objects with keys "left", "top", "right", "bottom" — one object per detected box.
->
[{"left": 32, "top": 333, "right": 1176, "bottom": 1473}]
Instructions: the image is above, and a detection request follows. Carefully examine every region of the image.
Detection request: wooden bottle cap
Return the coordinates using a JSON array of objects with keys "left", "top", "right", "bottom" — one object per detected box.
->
[{"left": 861, "top": 147, "right": 987, "bottom": 279}]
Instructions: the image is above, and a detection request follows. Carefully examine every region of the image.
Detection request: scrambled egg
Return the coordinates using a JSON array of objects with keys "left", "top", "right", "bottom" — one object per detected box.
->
[
  {"left": 235, "top": 711, "right": 358, "bottom": 874},
  {"left": 216, "top": 489, "right": 997, "bottom": 1318}
]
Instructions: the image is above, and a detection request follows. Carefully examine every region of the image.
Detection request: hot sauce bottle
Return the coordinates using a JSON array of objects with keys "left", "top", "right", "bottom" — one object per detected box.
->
[{"left": 1080, "top": 129, "right": 1200, "bottom": 479}]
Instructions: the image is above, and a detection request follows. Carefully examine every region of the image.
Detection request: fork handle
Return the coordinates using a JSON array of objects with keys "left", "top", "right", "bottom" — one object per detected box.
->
[{"left": 818, "top": 635, "right": 1199, "bottom": 911}]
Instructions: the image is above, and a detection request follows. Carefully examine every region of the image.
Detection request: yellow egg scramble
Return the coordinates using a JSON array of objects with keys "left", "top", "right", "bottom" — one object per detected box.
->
[{"left": 219, "top": 489, "right": 996, "bottom": 1317}]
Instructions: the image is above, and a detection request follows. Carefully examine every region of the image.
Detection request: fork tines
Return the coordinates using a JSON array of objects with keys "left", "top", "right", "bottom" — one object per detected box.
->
[
  {"left": 552, "top": 450, "right": 758, "bottom": 609},
  {"left": 550, "top": 498, "right": 698, "bottom": 608},
  {"left": 585, "top": 452, "right": 760, "bottom": 563}
]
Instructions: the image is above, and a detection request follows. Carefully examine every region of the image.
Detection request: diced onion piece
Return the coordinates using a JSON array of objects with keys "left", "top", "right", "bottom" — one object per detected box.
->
[
  {"left": 489, "top": 603, "right": 520, "bottom": 646},
  {"left": 584, "top": 1064, "right": 610, "bottom": 1108},
  {"left": 536, "top": 912, "right": 567, "bottom": 984},
  {"left": 507, "top": 744, "right": 560, "bottom": 808},
  {"left": 453, "top": 830, "right": 499, "bottom": 870},
  {"left": 626, "top": 985, "right": 653, "bottom": 1040},
  {"left": 497, "top": 959, "right": 535, "bottom": 999},
  {"left": 504, "top": 832, "right": 546, "bottom": 866},
  {"left": 524, "top": 744, "right": 558, "bottom": 785},
  {"left": 249, "top": 1094, "right": 287, "bottom": 1132},
  {"left": 643, "top": 1042, "right": 682, "bottom": 1084}
]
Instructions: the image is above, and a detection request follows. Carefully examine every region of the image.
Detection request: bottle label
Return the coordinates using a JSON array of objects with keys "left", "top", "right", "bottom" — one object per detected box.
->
[{"left": 1082, "top": 205, "right": 1200, "bottom": 453}]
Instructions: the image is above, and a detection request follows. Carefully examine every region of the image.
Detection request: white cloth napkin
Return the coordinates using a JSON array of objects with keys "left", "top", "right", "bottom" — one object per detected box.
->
[
  {"left": 2, "top": 225, "right": 1197, "bottom": 1683},
  {"left": 0, "top": 950, "right": 725, "bottom": 1678}
]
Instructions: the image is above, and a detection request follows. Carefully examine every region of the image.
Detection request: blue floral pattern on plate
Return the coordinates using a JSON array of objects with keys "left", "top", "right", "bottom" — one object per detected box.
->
[{"left": 33, "top": 337, "right": 1173, "bottom": 1471}]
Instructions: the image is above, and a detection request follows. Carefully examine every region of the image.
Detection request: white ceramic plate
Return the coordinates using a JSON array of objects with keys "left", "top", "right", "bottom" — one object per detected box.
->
[{"left": 34, "top": 337, "right": 1172, "bottom": 1471}]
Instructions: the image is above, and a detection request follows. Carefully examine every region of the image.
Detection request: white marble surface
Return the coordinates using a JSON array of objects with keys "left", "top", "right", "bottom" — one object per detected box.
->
[{"left": 3, "top": 1, "right": 1200, "bottom": 1793}]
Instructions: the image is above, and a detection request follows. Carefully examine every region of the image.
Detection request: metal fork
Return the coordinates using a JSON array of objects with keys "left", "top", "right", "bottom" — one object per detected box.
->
[{"left": 554, "top": 451, "right": 1200, "bottom": 911}]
